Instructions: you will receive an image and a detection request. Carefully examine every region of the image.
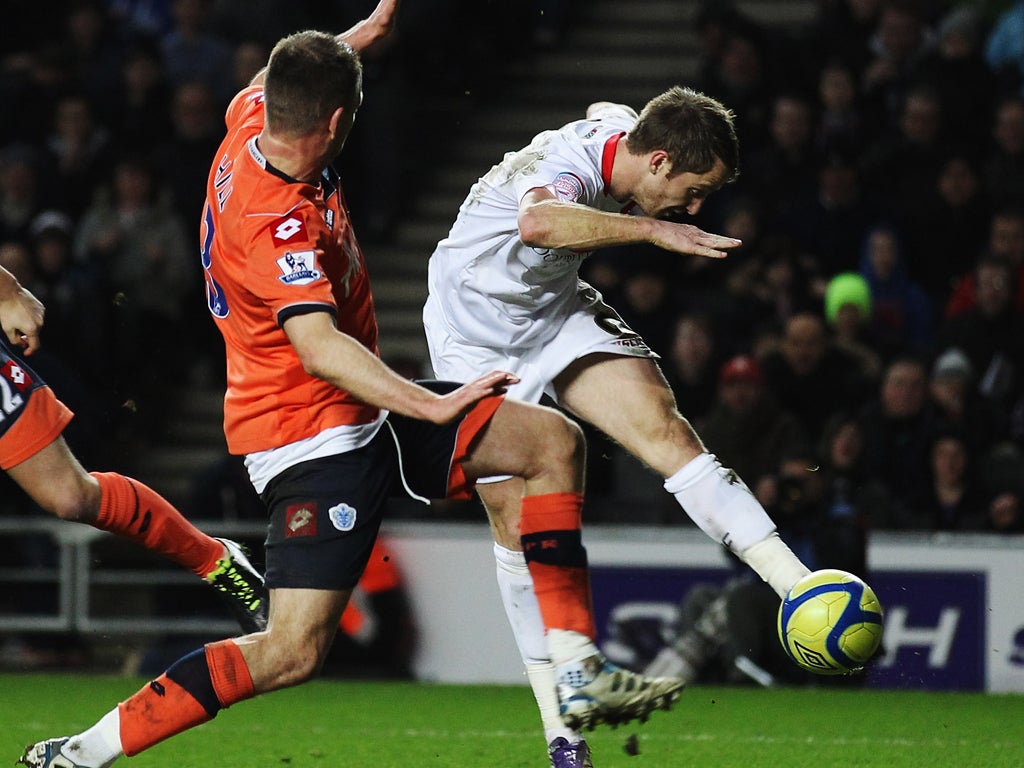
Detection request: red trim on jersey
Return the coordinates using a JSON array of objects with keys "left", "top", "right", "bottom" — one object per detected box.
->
[
  {"left": 446, "top": 394, "right": 505, "bottom": 499},
  {"left": 601, "top": 131, "right": 625, "bottom": 195},
  {"left": 0, "top": 387, "right": 73, "bottom": 469}
]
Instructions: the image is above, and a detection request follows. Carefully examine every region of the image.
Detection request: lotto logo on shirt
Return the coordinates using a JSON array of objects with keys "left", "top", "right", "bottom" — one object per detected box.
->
[
  {"left": 276, "top": 250, "right": 323, "bottom": 286},
  {"left": 285, "top": 503, "right": 317, "bottom": 537},
  {"left": 271, "top": 215, "right": 307, "bottom": 246},
  {"left": 1, "top": 360, "right": 33, "bottom": 391}
]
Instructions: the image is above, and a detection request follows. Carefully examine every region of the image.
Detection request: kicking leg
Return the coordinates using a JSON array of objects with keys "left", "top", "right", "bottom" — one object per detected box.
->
[{"left": 556, "top": 354, "right": 809, "bottom": 597}]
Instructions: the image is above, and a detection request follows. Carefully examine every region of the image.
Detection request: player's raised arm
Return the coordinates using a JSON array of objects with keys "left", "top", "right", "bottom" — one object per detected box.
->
[
  {"left": 0, "top": 265, "right": 44, "bottom": 354},
  {"left": 248, "top": 0, "right": 400, "bottom": 87},
  {"left": 337, "top": 0, "right": 401, "bottom": 53},
  {"left": 283, "top": 310, "right": 515, "bottom": 424}
]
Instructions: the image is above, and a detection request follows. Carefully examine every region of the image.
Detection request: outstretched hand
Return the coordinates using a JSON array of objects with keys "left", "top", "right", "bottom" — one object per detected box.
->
[
  {"left": 426, "top": 370, "right": 519, "bottom": 424},
  {"left": 0, "top": 280, "right": 44, "bottom": 355},
  {"left": 654, "top": 221, "right": 742, "bottom": 259}
]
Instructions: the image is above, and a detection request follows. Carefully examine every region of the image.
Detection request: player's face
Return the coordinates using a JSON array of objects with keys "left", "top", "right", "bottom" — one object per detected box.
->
[{"left": 639, "top": 156, "right": 729, "bottom": 220}]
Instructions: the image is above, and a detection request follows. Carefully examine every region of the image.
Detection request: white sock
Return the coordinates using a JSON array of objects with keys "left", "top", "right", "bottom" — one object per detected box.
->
[
  {"left": 665, "top": 453, "right": 809, "bottom": 596},
  {"left": 739, "top": 533, "right": 811, "bottom": 598},
  {"left": 494, "top": 543, "right": 549, "bottom": 663},
  {"left": 664, "top": 453, "right": 777, "bottom": 552},
  {"left": 494, "top": 544, "right": 580, "bottom": 744},
  {"left": 547, "top": 628, "right": 599, "bottom": 668},
  {"left": 525, "top": 662, "right": 576, "bottom": 745},
  {"left": 65, "top": 710, "right": 122, "bottom": 768}
]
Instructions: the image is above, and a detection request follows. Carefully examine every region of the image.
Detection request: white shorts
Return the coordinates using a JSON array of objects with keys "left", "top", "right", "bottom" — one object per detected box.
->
[{"left": 423, "top": 284, "right": 659, "bottom": 407}]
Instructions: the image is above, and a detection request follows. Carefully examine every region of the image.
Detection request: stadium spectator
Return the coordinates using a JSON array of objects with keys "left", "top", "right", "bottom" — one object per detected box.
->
[
  {"left": 856, "top": 223, "right": 934, "bottom": 359},
  {"left": 983, "top": 0, "right": 1024, "bottom": 95},
  {"left": 698, "top": 354, "right": 809, "bottom": 490},
  {"left": 901, "top": 430, "right": 990, "bottom": 532},
  {"left": 822, "top": 271, "right": 883, "bottom": 383},
  {"left": 0, "top": 146, "right": 51, "bottom": 246},
  {"left": 945, "top": 206, "right": 1024, "bottom": 318},
  {"left": 903, "top": 150, "right": 993, "bottom": 306},
  {"left": 780, "top": 144, "right": 877, "bottom": 276},
  {"left": 43, "top": 92, "right": 115, "bottom": 220},
  {"left": 97, "top": 35, "right": 174, "bottom": 153},
  {"left": 934, "top": 255, "right": 1024, "bottom": 412},
  {"left": 927, "top": 346, "right": 1007, "bottom": 461},
  {"left": 857, "top": 355, "right": 935, "bottom": 523},
  {"left": 662, "top": 312, "right": 725, "bottom": 426},
  {"left": 983, "top": 95, "right": 1024, "bottom": 207},
  {"left": 759, "top": 311, "right": 872, "bottom": 439},
  {"left": 160, "top": 0, "right": 234, "bottom": 105}
]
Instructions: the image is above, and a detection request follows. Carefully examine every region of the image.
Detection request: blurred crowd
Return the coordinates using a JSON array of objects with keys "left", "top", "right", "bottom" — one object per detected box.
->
[{"left": 1, "top": 0, "right": 1023, "bottom": 541}]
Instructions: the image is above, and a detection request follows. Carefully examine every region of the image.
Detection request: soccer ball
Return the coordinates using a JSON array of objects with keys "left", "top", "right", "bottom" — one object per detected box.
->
[{"left": 777, "top": 569, "right": 884, "bottom": 675}]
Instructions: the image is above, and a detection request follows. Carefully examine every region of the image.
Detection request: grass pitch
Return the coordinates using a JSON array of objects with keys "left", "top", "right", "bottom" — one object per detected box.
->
[{"left": 5, "top": 674, "right": 1023, "bottom": 768}]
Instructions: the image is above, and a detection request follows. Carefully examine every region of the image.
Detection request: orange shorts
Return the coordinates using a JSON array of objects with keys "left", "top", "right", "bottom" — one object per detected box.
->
[{"left": 0, "top": 386, "right": 73, "bottom": 470}]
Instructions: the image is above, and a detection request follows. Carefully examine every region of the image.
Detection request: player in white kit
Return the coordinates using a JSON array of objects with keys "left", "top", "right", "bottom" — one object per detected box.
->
[{"left": 423, "top": 87, "right": 812, "bottom": 768}]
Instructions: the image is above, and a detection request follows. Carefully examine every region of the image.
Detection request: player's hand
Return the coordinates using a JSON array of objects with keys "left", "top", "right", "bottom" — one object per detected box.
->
[
  {"left": 426, "top": 370, "right": 519, "bottom": 424},
  {"left": 655, "top": 221, "right": 742, "bottom": 259},
  {"left": 0, "top": 282, "right": 44, "bottom": 355}
]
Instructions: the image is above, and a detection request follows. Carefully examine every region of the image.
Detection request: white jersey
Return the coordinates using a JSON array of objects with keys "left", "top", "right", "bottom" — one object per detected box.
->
[{"left": 425, "top": 105, "right": 638, "bottom": 350}]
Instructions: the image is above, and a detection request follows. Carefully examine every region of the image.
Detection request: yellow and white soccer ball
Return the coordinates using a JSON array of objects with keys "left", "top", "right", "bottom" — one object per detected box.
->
[{"left": 777, "top": 569, "right": 884, "bottom": 675}]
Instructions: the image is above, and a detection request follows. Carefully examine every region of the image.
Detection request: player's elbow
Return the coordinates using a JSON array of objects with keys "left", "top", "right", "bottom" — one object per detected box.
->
[{"left": 517, "top": 205, "right": 551, "bottom": 248}]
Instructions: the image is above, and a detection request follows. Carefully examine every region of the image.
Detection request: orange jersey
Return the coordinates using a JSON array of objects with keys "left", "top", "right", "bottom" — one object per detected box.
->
[{"left": 201, "top": 86, "right": 380, "bottom": 454}]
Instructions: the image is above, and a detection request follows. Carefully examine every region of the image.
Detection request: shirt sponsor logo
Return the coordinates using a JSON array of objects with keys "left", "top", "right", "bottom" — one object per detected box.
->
[
  {"left": 551, "top": 172, "right": 584, "bottom": 202},
  {"left": 285, "top": 503, "right": 317, "bottom": 537},
  {"left": 276, "top": 250, "right": 322, "bottom": 285},
  {"left": 329, "top": 502, "right": 357, "bottom": 532},
  {"left": 271, "top": 216, "right": 306, "bottom": 246},
  {"left": 0, "top": 360, "right": 32, "bottom": 391}
]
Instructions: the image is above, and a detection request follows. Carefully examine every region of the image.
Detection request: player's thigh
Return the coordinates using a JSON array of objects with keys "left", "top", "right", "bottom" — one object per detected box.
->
[
  {"left": 259, "top": 439, "right": 394, "bottom": 592},
  {"left": 555, "top": 353, "right": 701, "bottom": 468},
  {"left": 462, "top": 397, "right": 583, "bottom": 481}
]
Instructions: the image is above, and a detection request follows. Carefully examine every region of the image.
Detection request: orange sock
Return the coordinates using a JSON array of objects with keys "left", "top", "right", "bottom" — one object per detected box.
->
[
  {"left": 118, "top": 640, "right": 255, "bottom": 756},
  {"left": 520, "top": 492, "right": 595, "bottom": 639},
  {"left": 91, "top": 472, "right": 223, "bottom": 577}
]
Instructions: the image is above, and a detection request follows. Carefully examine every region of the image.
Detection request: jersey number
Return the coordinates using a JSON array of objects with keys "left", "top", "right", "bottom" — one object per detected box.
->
[
  {"left": 200, "top": 204, "right": 230, "bottom": 319},
  {"left": 0, "top": 375, "right": 25, "bottom": 422}
]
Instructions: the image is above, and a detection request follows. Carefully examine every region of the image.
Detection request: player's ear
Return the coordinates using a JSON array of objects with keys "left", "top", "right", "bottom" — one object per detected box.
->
[
  {"left": 328, "top": 107, "right": 345, "bottom": 139},
  {"left": 650, "top": 151, "right": 671, "bottom": 175}
]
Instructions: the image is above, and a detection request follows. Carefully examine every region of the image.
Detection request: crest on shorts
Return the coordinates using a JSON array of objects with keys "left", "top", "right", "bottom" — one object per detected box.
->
[
  {"left": 276, "top": 250, "right": 322, "bottom": 285},
  {"left": 328, "top": 502, "right": 357, "bottom": 532}
]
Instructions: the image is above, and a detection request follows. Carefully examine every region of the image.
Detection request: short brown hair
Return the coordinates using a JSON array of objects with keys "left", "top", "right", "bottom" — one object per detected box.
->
[
  {"left": 627, "top": 86, "right": 740, "bottom": 181},
  {"left": 264, "top": 31, "right": 362, "bottom": 135}
]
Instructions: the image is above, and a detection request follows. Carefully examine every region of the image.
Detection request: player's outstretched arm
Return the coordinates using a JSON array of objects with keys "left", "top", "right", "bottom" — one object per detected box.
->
[
  {"left": 518, "top": 187, "right": 741, "bottom": 258},
  {"left": 248, "top": 0, "right": 400, "bottom": 87},
  {"left": 0, "top": 266, "right": 44, "bottom": 354},
  {"left": 284, "top": 310, "right": 515, "bottom": 424}
]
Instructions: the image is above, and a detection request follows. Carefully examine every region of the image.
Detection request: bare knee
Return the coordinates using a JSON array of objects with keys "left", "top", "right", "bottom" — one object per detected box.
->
[
  {"left": 533, "top": 411, "right": 586, "bottom": 473},
  {"left": 42, "top": 474, "right": 102, "bottom": 523}
]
